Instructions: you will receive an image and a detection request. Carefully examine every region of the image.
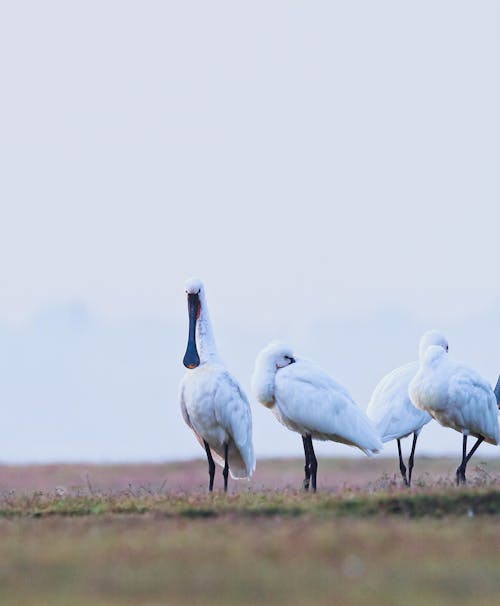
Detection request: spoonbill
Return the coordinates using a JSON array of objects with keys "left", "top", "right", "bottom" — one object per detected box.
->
[
  {"left": 179, "top": 278, "right": 255, "bottom": 492},
  {"left": 409, "top": 345, "right": 500, "bottom": 485},
  {"left": 251, "top": 342, "right": 382, "bottom": 491},
  {"left": 366, "top": 330, "right": 448, "bottom": 486}
]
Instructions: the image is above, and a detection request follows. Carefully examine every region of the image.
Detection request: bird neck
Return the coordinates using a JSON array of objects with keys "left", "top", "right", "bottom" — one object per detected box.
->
[
  {"left": 252, "top": 356, "right": 277, "bottom": 407},
  {"left": 197, "top": 293, "right": 221, "bottom": 365}
]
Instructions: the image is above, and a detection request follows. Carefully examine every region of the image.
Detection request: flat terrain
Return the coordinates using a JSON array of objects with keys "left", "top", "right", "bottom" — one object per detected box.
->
[{"left": 1, "top": 457, "right": 500, "bottom": 606}]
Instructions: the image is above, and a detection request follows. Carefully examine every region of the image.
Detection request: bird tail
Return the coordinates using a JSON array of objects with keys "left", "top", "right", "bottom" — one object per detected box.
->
[
  {"left": 210, "top": 440, "right": 255, "bottom": 479},
  {"left": 361, "top": 446, "right": 382, "bottom": 458},
  {"left": 354, "top": 413, "right": 384, "bottom": 456}
]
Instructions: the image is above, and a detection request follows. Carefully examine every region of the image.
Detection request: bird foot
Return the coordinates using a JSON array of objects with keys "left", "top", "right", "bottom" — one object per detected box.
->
[{"left": 303, "top": 478, "right": 310, "bottom": 491}]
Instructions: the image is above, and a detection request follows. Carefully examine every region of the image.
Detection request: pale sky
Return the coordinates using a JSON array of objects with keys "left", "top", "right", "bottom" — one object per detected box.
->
[{"left": 0, "top": 2, "right": 499, "bottom": 463}]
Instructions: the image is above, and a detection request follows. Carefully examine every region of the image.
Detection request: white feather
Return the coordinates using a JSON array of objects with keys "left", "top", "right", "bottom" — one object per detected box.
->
[
  {"left": 367, "top": 362, "right": 431, "bottom": 442},
  {"left": 409, "top": 346, "right": 500, "bottom": 445},
  {"left": 252, "top": 342, "right": 382, "bottom": 456},
  {"left": 179, "top": 279, "right": 255, "bottom": 479},
  {"left": 366, "top": 331, "right": 448, "bottom": 443}
]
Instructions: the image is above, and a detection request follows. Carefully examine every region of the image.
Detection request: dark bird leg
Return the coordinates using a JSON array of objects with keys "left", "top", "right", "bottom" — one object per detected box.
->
[
  {"left": 456, "top": 435, "right": 467, "bottom": 486},
  {"left": 306, "top": 435, "right": 318, "bottom": 492},
  {"left": 204, "top": 440, "right": 216, "bottom": 492},
  {"left": 397, "top": 439, "right": 408, "bottom": 486},
  {"left": 223, "top": 443, "right": 229, "bottom": 493},
  {"left": 456, "top": 435, "right": 484, "bottom": 485},
  {"left": 302, "top": 435, "right": 311, "bottom": 491},
  {"left": 407, "top": 433, "right": 419, "bottom": 487}
]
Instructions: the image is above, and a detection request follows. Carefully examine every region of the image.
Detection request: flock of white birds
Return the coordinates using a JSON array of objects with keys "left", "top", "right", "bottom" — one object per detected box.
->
[{"left": 179, "top": 279, "right": 500, "bottom": 492}]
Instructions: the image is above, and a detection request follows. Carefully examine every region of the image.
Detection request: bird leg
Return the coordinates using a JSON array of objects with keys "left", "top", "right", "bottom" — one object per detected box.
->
[
  {"left": 223, "top": 443, "right": 229, "bottom": 493},
  {"left": 397, "top": 439, "right": 408, "bottom": 486},
  {"left": 407, "top": 433, "right": 418, "bottom": 487},
  {"left": 302, "top": 435, "right": 311, "bottom": 491},
  {"left": 306, "top": 435, "right": 318, "bottom": 492},
  {"left": 456, "top": 435, "right": 468, "bottom": 486},
  {"left": 456, "top": 435, "right": 484, "bottom": 485},
  {"left": 204, "top": 440, "right": 216, "bottom": 492},
  {"left": 465, "top": 437, "right": 484, "bottom": 467}
]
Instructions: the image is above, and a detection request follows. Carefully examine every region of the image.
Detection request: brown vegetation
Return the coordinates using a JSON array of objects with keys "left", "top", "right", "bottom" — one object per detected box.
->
[{"left": 1, "top": 457, "right": 499, "bottom": 605}]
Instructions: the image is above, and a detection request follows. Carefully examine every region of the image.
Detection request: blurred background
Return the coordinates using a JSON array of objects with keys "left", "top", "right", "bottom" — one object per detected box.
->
[{"left": 0, "top": 1, "right": 499, "bottom": 463}]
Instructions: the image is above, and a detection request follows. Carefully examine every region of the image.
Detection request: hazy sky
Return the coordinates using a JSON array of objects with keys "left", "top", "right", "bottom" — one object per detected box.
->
[{"left": 1, "top": 2, "right": 499, "bottom": 463}]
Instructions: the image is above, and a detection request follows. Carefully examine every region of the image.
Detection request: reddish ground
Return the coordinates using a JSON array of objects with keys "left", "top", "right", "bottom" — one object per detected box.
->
[{"left": 1, "top": 456, "right": 498, "bottom": 495}]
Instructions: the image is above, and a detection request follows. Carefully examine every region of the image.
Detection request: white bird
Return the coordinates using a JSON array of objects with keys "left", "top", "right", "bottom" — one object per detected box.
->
[
  {"left": 409, "top": 344, "right": 500, "bottom": 485},
  {"left": 251, "top": 342, "right": 382, "bottom": 491},
  {"left": 366, "top": 330, "right": 448, "bottom": 486},
  {"left": 179, "top": 278, "right": 255, "bottom": 492}
]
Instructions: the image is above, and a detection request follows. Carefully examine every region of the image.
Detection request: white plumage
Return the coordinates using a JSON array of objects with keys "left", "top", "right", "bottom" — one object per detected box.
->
[
  {"left": 366, "top": 330, "right": 448, "bottom": 485},
  {"left": 409, "top": 344, "right": 500, "bottom": 484},
  {"left": 179, "top": 278, "right": 255, "bottom": 490},
  {"left": 367, "top": 361, "right": 432, "bottom": 443},
  {"left": 409, "top": 346, "right": 500, "bottom": 444},
  {"left": 252, "top": 342, "right": 382, "bottom": 491}
]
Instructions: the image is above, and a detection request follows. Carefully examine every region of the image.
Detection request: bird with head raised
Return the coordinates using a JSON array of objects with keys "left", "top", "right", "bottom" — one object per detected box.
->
[
  {"left": 409, "top": 342, "right": 500, "bottom": 485},
  {"left": 179, "top": 278, "right": 255, "bottom": 492},
  {"left": 366, "top": 329, "right": 448, "bottom": 486},
  {"left": 251, "top": 341, "right": 382, "bottom": 492}
]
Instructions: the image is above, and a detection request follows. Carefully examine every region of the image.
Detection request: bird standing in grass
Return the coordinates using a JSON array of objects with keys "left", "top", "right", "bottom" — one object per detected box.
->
[
  {"left": 409, "top": 345, "right": 500, "bottom": 485},
  {"left": 366, "top": 330, "right": 448, "bottom": 486},
  {"left": 179, "top": 278, "right": 255, "bottom": 491},
  {"left": 251, "top": 342, "right": 382, "bottom": 492}
]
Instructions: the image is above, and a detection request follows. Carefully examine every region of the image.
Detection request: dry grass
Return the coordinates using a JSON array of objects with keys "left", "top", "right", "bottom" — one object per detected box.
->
[
  {"left": 1, "top": 455, "right": 499, "bottom": 494},
  {"left": 1, "top": 457, "right": 500, "bottom": 605}
]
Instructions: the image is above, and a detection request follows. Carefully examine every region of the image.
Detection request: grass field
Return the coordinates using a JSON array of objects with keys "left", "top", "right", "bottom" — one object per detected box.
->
[{"left": 1, "top": 457, "right": 500, "bottom": 605}]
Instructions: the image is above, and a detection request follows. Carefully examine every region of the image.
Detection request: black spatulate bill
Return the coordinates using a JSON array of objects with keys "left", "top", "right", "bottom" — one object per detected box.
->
[{"left": 183, "top": 292, "right": 200, "bottom": 369}]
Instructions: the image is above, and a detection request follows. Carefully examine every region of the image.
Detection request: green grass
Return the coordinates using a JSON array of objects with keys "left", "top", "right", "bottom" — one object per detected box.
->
[
  {"left": 1, "top": 458, "right": 500, "bottom": 605},
  {"left": 1, "top": 487, "right": 500, "bottom": 519}
]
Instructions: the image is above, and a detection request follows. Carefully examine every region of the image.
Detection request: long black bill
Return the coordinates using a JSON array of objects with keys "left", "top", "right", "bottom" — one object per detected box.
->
[
  {"left": 494, "top": 374, "right": 500, "bottom": 407},
  {"left": 183, "top": 293, "right": 200, "bottom": 369}
]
